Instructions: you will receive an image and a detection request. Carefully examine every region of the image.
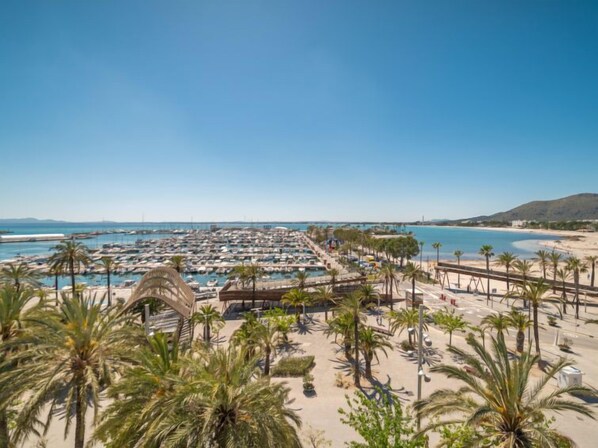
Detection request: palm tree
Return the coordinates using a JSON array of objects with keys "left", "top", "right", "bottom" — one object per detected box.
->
[
  {"left": 379, "top": 264, "right": 398, "bottom": 311},
  {"left": 515, "top": 279, "right": 554, "bottom": 359},
  {"left": 358, "top": 283, "right": 379, "bottom": 306},
  {"left": 513, "top": 259, "right": 533, "bottom": 308},
  {"left": 359, "top": 327, "right": 391, "bottom": 378},
  {"left": 534, "top": 249, "right": 550, "bottom": 280},
  {"left": 3, "top": 295, "right": 138, "bottom": 448},
  {"left": 328, "top": 268, "right": 339, "bottom": 291},
  {"left": 402, "top": 262, "right": 425, "bottom": 309},
  {"left": 48, "top": 264, "right": 63, "bottom": 306},
  {"left": 281, "top": 288, "right": 312, "bottom": 323},
  {"left": 495, "top": 252, "right": 517, "bottom": 292},
  {"left": 586, "top": 255, "right": 597, "bottom": 288},
  {"left": 313, "top": 286, "right": 336, "bottom": 321},
  {"left": 481, "top": 312, "right": 509, "bottom": 340},
  {"left": 434, "top": 308, "right": 468, "bottom": 346},
  {"left": 246, "top": 263, "right": 265, "bottom": 308},
  {"left": 506, "top": 308, "right": 531, "bottom": 353},
  {"left": 478, "top": 245, "right": 494, "bottom": 306},
  {"left": 414, "top": 335, "right": 595, "bottom": 446},
  {"left": 325, "top": 312, "right": 354, "bottom": 359},
  {"left": 453, "top": 250, "right": 463, "bottom": 287},
  {"left": 167, "top": 255, "right": 185, "bottom": 274},
  {"left": 94, "top": 332, "right": 181, "bottom": 447},
  {"left": 49, "top": 240, "right": 91, "bottom": 299},
  {"left": 556, "top": 267, "right": 571, "bottom": 315},
  {"left": 388, "top": 308, "right": 428, "bottom": 348},
  {"left": 335, "top": 291, "right": 371, "bottom": 387},
  {"left": 0, "top": 262, "right": 41, "bottom": 292},
  {"left": 432, "top": 242, "right": 442, "bottom": 263},
  {"left": 96, "top": 345, "right": 302, "bottom": 447},
  {"left": 294, "top": 270, "right": 309, "bottom": 290},
  {"left": 192, "top": 304, "right": 224, "bottom": 343},
  {"left": 254, "top": 320, "right": 280, "bottom": 375},
  {"left": 549, "top": 251, "right": 562, "bottom": 293},
  {"left": 0, "top": 286, "right": 38, "bottom": 447},
  {"left": 566, "top": 256, "right": 588, "bottom": 319},
  {"left": 97, "top": 256, "right": 119, "bottom": 307}
]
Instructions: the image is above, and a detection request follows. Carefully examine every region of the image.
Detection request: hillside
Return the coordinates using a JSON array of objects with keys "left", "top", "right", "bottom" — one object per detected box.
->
[{"left": 473, "top": 193, "right": 598, "bottom": 222}]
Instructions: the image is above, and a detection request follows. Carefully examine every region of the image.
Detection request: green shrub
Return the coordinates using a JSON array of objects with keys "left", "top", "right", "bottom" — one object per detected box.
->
[{"left": 271, "top": 356, "right": 315, "bottom": 377}]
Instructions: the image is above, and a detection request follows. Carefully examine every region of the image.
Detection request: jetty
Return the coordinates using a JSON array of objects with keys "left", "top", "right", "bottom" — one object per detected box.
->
[{"left": 0, "top": 233, "right": 65, "bottom": 243}]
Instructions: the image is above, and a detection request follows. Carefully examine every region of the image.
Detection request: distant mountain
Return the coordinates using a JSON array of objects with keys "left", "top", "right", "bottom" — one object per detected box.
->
[
  {"left": 0, "top": 218, "right": 68, "bottom": 224},
  {"left": 471, "top": 193, "right": 598, "bottom": 222}
]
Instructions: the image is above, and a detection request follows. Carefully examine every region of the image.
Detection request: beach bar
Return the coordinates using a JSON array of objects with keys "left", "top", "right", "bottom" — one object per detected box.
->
[{"left": 0, "top": 234, "right": 65, "bottom": 243}]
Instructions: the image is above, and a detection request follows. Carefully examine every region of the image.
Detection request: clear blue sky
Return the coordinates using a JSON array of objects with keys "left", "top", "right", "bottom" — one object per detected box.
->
[{"left": 1, "top": 1, "right": 597, "bottom": 222}]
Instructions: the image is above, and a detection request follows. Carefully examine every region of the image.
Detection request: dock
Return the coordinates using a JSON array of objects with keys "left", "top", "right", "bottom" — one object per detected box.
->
[{"left": 0, "top": 233, "right": 65, "bottom": 243}]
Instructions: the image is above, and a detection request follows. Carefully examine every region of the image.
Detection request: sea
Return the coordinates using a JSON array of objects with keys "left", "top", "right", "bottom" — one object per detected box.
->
[{"left": 0, "top": 222, "right": 559, "bottom": 289}]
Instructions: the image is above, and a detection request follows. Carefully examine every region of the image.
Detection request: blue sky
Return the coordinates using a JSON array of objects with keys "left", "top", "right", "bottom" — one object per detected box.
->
[{"left": 1, "top": 1, "right": 597, "bottom": 222}]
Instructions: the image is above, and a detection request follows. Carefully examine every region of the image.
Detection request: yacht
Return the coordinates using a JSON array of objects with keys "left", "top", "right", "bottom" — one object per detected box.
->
[{"left": 206, "top": 279, "right": 219, "bottom": 287}]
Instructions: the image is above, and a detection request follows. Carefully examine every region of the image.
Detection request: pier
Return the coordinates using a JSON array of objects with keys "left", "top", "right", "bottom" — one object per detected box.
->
[{"left": 0, "top": 233, "right": 65, "bottom": 243}]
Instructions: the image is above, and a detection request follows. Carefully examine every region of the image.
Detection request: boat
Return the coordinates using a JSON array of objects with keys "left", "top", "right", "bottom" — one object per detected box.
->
[{"left": 206, "top": 279, "right": 219, "bottom": 287}]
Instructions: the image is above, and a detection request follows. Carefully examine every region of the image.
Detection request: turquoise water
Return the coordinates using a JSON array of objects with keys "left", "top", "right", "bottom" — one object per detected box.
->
[{"left": 0, "top": 222, "right": 558, "bottom": 262}]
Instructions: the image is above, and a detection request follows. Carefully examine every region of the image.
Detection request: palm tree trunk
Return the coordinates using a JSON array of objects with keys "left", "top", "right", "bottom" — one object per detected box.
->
[
  {"left": 0, "top": 409, "right": 9, "bottom": 448},
  {"left": 411, "top": 278, "right": 416, "bottom": 310},
  {"left": 264, "top": 345, "right": 271, "bottom": 375},
  {"left": 516, "top": 330, "right": 524, "bottom": 352},
  {"left": 55, "top": 273, "right": 59, "bottom": 306},
  {"left": 365, "top": 356, "right": 372, "bottom": 378},
  {"left": 107, "top": 270, "right": 112, "bottom": 307},
  {"left": 70, "top": 259, "right": 76, "bottom": 299},
  {"left": 449, "top": 331, "right": 453, "bottom": 346},
  {"left": 575, "top": 272, "right": 580, "bottom": 319},
  {"left": 486, "top": 258, "right": 490, "bottom": 305},
  {"left": 354, "top": 318, "right": 360, "bottom": 387},
  {"left": 389, "top": 279, "right": 394, "bottom": 311},
  {"left": 553, "top": 269, "right": 557, "bottom": 294},
  {"left": 591, "top": 263, "right": 595, "bottom": 288},
  {"left": 75, "top": 385, "right": 85, "bottom": 448},
  {"left": 252, "top": 280, "right": 256, "bottom": 309},
  {"left": 506, "top": 266, "right": 510, "bottom": 292},
  {"left": 206, "top": 324, "right": 211, "bottom": 343},
  {"left": 533, "top": 304, "right": 541, "bottom": 358}
]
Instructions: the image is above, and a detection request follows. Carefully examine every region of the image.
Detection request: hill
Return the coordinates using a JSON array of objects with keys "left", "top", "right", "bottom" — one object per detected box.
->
[{"left": 472, "top": 193, "right": 598, "bottom": 222}]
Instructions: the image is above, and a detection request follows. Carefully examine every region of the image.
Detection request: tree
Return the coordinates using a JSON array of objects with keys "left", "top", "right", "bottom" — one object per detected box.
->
[
  {"left": 481, "top": 312, "right": 509, "bottom": 340},
  {"left": 434, "top": 308, "right": 468, "bottom": 346},
  {"left": 388, "top": 308, "right": 428, "bottom": 349},
  {"left": 566, "top": 256, "right": 588, "bottom": 319},
  {"left": 478, "top": 245, "right": 494, "bottom": 306},
  {"left": 359, "top": 327, "right": 391, "bottom": 378},
  {"left": 167, "top": 255, "right": 185, "bottom": 274},
  {"left": 335, "top": 292, "right": 371, "bottom": 387},
  {"left": 97, "top": 344, "right": 302, "bottom": 447},
  {"left": 281, "top": 288, "right": 312, "bottom": 323},
  {"left": 0, "top": 262, "right": 41, "bottom": 293},
  {"left": 514, "top": 279, "right": 556, "bottom": 360},
  {"left": 94, "top": 332, "right": 181, "bottom": 447},
  {"left": 0, "top": 286, "right": 39, "bottom": 447},
  {"left": 495, "top": 252, "right": 517, "bottom": 292},
  {"left": 379, "top": 264, "right": 398, "bottom": 311},
  {"left": 402, "top": 262, "right": 425, "bottom": 310},
  {"left": 246, "top": 263, "right": 265, "bottom": 308},
  {"left": 556, "top": 267, "right": 571, "bottom": 315},
  {"left": 549, "top": 251, "right": 562, "bottom": 294},
  {"left": 2, "top": 295, "right": 138, "bottom": 448},
  {"left": 49, "top": 240, "right": 91, "bottom": 299},
  {"left": 97, "top": 256, "right": 119, "bottom": 307},
  {"left": 587, "top": 255, "right": 597, "bottom": 288},
  {"left": 313, "top": 286, "right": 336, "bottom": 321},
  {"left": 358, "top": 283, "right": 379, "bottom": 307},
  {"left": 506, "top": 308, "right": 531, "bottom": 353},
  {"left": 326, "top": 312, "right": 355, "bottom": 359},
  {"left": 513, "top": 259, "right": 533, "bottom": 308},
  {"left": 395, "top": 236, "right": 420, "bottom": 267},
  {"left": 432, "top": 242, "right": 442, "bottom": 266},
  {"left": 264, "top": 307, "right": 295, "bottom": 344},
  {"left": 294, "top": 270, "right": 309, "bottom": 290},
  {"left": 414, "top": 335, "right": 595, "bottom": 446},
  {"left": 453, "top": 250, "right": 463, "bottom": 287},
  {"left": 339, "top": 387, "right": 426, "bottom": 448},
  {"left": 328, "top": 268, "right": 339, "bottom": 290},
  {"left": 48, "top": 265, "right": 63, "bottom": 306},
  {"left": 254, "top": 320, "right": 280, "bottom": 375},
  {"left": 534, "top": 249, "right": 550, "bottom": 280},
  {"left": 192, "top": 304, "right": 224, "bottom": 343}
]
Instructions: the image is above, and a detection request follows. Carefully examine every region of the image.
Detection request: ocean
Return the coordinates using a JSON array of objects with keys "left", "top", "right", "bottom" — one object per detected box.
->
[{"left": 0, "top": 222, "right": 558, "bottom": 262}]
